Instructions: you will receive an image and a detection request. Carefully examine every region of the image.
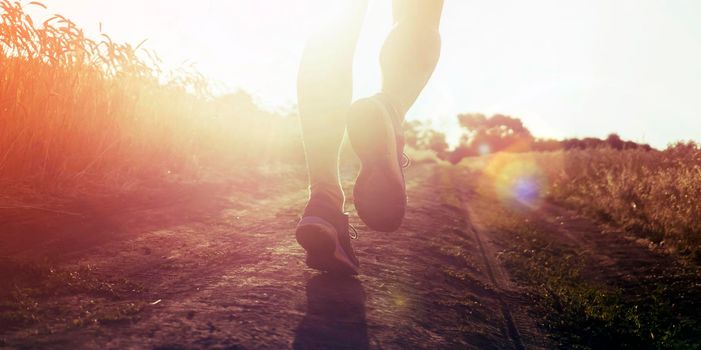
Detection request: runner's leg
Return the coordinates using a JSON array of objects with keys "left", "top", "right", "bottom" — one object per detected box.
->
[
  {"left": 344, "top": 0, "right": 443, "bottom": 232},
  {"left": 298, "top": 1, "right": 368, "bottom": 211},
  {"left": 381, "top": 0, "right": 443, "bottom": 117}
]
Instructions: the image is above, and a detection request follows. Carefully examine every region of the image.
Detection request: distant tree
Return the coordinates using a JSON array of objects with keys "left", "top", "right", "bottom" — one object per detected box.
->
[
  {"left": 448, "top": 146, "right": 475, "bottom": 164},
  {"left": 532, "top": 138, "right": 563, "bottom": 152},
  {"left": 403, "top": 120, "right": 450, "bottom": 159},
  {"left": 606, "top": 133, "right": 624, "bottom": 150},
  {"left": 562, "top": 137, "right": 605, "bottom": 150},
  {"left": 639, "top": 144, "right": 654, "bottom": 152},
  {"left": 457, "top": 113, "right": 488, "bottom": 133},
  {"left": 450, "top": 113, "right": 535, "bottom": 163},
  {"left": 665, "top": 141, "right": 699, "bottom": 157},
  {"left": 408, "top": 113, "right": 655, "bottom": 165},
  {"left": 426, "top": 130, "right": 450, "bottom": 159},
  {"left": 403, "top": 120, "right": 422, "bottom": 149}
]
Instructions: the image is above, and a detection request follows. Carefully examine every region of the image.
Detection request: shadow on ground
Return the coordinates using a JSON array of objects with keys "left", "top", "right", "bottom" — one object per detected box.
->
[{"left": 293, "top": 274, "right": 368, "bottom": 350}]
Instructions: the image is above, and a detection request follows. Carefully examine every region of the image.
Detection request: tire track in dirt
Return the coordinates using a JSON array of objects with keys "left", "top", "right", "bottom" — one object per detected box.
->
[
  {"left": 463, "top": 207, "right": 525, "bottom": 350},
  {"left": 441, "top": 166, "right": 544, "bottom": 350}
]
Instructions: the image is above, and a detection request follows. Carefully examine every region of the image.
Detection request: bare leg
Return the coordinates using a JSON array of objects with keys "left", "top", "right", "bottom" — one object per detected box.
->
[
  {"left": 345, "top": 1, "right": 443, "bottom": 232},
  {"left": 381, "top": 0, "right": 443, "bottom": 117},
  {"left": 298, "top": 1, "right": 368, "bottom": 211}
]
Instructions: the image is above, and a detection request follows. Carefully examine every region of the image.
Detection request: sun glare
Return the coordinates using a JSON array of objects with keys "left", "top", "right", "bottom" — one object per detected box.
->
[
  {"left": 32, "top": 0, "right": 394, "bottom": 111},
  {"left": 27, "top": 0, "right": 701, "bottom": 147}
]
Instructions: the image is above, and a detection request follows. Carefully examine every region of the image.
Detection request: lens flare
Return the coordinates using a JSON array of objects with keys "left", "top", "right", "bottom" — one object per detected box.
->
[
  {"left": 482, "top": 153, "right": 550, "bottom": 210},
  {"left": 512, "top": 175, "right": 540, "bottom": 204}
]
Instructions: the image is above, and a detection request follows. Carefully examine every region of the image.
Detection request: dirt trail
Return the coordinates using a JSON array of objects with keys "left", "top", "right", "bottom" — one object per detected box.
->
[{"left": 1, "top": 164, "right": 695, "bottom": 349}]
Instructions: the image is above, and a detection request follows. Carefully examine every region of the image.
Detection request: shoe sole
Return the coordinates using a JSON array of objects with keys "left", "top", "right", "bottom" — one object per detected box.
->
[
  {"left": 295, "top": 217, "right": 358, "bottom": 275},
  {"left": 347, "top": 98, "right": 406, "bottom": 232}
]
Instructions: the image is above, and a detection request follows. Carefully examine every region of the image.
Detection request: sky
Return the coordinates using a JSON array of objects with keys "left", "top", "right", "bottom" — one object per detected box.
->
[{"left": 35, "top": 0, "right": 701, "bottom": 148}]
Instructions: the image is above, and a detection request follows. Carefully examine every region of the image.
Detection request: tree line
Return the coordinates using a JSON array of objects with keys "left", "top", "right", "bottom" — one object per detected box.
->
[{"left": 403, "top": 113, "right": 654, "bottom": 164}]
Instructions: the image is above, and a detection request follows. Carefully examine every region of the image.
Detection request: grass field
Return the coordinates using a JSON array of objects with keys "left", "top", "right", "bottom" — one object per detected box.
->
[
  {"left": 0, "top": 1, "right": 301, "bottom": 194},
  {"left": 542, "top": 147, "right": 701, "bottom": 258},
  {"left": 462, "top": 146, "right": 701, "bottom": 262}
]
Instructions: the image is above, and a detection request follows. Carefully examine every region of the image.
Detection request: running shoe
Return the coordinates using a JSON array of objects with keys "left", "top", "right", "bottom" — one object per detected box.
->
[
  {"left": 295, "top": 200, "right": 359, "bottom": 275},
  {"left": 346, "top": 93, "right": 408, "bottom": 232}
]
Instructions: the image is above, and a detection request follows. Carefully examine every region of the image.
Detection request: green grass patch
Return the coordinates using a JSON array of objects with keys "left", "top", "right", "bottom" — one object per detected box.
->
[{"left": 500, "top": 230, "right": 701, "bottom": 349}]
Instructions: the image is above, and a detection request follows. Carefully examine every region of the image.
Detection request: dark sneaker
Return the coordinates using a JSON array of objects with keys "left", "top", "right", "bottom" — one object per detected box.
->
[
  {"left": 346, "top": 94, "right": 407, "bottom": 232},
  {"left": 295, "top": 201, "right": 359, "bottom": 275}
]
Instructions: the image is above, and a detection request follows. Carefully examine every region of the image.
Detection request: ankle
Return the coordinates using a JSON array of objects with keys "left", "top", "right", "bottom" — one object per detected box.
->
[{"left": 307, "top": 188, "right": 345, "bottom": 212}]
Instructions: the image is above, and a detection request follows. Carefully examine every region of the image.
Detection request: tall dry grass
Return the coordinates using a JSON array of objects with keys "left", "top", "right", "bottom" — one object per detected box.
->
[
  {"left": 0, "top": 1, "right": 302, "bottom": 194},
  {"left": 533, "top": 144, "right": 701, "bottom": 259}
]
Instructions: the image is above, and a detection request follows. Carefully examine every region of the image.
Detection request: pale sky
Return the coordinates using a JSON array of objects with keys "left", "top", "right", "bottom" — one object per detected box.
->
[{"left": 37, "top": 0, "right": 701, "bottom": 148}]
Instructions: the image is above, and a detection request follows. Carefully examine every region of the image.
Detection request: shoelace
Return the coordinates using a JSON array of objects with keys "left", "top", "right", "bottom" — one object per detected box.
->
[
  {"left": 400, "top": 153, "right": 411, "bottom": 168},
  {"left": 348, "top": 224, "right": 359, "bottom": 240}
]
